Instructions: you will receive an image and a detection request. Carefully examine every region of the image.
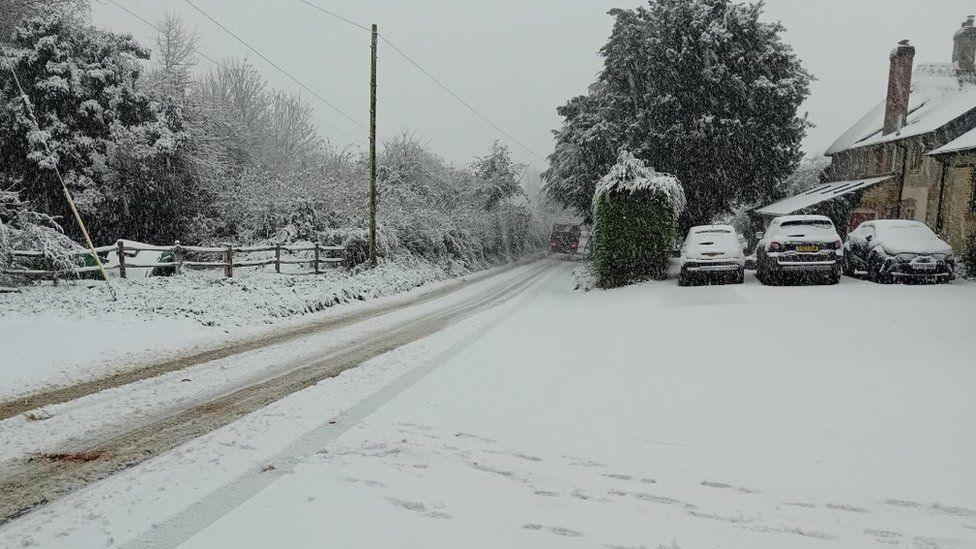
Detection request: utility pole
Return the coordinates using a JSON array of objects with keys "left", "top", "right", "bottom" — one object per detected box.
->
[{"left": 368, "top": 23, "right": 378, "bottom": 267}]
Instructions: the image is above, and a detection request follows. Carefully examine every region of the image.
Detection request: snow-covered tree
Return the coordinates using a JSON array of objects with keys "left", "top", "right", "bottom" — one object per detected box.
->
[
  {"left": 0, "top": 14, "right": 208, "bottom": 243},
  {"left": 545, "top": 0, "right": 812, "bottom": 230},
  {"left": 471, "top": 140, "right": 526, "bottom": 210},
  {"left": 0, "top": 189, "right": 82, "bottom": 284},
  {"left": 0, "top": 0, "right": 86, "bottom": 41}
]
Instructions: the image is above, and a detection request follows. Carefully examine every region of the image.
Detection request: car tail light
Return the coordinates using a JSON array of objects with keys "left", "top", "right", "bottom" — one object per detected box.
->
[
  {"left": 769, "top": 241, "right": 781, "bottom": 252},
  {"left": 550, "top": 241, "right": 555, "bottom": 246},
  {"left": 571, "top": 242, "right": 577, "bottom": 248}
]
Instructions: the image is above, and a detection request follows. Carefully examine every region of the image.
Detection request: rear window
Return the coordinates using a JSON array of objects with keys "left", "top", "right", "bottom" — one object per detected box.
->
[{"left": 780, "top": 219, "right": 833, "bottom": 228}]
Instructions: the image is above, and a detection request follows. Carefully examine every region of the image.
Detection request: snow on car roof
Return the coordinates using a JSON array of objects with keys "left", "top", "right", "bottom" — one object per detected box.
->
[
  {"left": 826, "top": 63, "right": 976, "bottom": 156},
  {"left": 754, "top": 176, "right": 893, "bottom": 217}
]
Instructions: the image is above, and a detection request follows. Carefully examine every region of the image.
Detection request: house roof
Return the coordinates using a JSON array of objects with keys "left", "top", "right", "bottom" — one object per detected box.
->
[
  {"left": 754, "top": 175, "right": 895, "bottom": 217},
  {"left": 826, "top": 63, "right": 976, "bottom": 156},
  {"left": 927, "top": 126, "right": 976, "bottom": 155}
]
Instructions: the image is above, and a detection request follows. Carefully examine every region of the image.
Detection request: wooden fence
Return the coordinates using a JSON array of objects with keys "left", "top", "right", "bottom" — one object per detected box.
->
[{"left": 3, "top": 240, "right": 346, "bottom": 281}]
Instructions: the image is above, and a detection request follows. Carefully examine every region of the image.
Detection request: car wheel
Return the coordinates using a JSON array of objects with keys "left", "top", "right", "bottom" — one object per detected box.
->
[
  {"left": 678, "top": 270, "right": 691, "bottom": 286},
  {"left": 733, "top": 268, "right": 744, "bottom": 284}
]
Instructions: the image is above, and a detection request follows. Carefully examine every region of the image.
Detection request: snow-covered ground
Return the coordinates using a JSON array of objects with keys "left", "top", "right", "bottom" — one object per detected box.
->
[
  {"left": 0, "top": 255, "right": 481, "bottom": 399},
  {"left": 2, "top": 264, "right": 974, "bottom": 548}
]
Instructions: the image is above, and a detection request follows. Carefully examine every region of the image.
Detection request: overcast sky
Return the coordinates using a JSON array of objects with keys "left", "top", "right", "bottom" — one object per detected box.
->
[{"left": 89, "top": 1, "right": 975, "bottom": 169}]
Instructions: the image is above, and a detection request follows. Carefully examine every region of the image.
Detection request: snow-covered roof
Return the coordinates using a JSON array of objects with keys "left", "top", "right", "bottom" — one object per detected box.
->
[
  {"left": 928, "top": 126, "right": 976, "bottom": 155},
  {"left": 754, "top": 175, "right": 894, "bottom": 217},
  {"left": 826, "top": 63, "right": 976, "bottom": 156}
]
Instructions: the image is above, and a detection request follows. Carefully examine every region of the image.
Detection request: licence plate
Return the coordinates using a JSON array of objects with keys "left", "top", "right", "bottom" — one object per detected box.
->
[{"left": 795, "top": 245, "right": 819, "bottom": 253}]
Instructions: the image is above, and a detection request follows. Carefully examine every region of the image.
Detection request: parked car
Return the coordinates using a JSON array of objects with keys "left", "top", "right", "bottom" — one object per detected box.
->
[
  {"left": 679, "top": 226, "right": 745, "bottom": 286},
  {"left": 755, "top": 215, "right": 843, "bottom": 285},
  {"left": 686, "top": 224, "right": 748, "bottom": 252},
  {"left": 549, "top": 223, "right": 581, "bottom": 254},
  {"left": 843, "top": 219, "right": 954, "bottom": 283}
]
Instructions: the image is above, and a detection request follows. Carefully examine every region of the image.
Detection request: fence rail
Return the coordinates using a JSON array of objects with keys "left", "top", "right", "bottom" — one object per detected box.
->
[{"left": 3, "top": 239, "right": 347, "bottom": 281}]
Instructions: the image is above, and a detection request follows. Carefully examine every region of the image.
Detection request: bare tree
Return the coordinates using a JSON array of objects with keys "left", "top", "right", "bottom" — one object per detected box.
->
[{"left": 149, "top": 11, "right": 200, "bottom": 100}]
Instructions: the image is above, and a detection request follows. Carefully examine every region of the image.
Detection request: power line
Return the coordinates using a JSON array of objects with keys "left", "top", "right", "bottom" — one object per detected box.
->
[
  {"left": 181, "top": 0, "right": 368, "bottom": 134},
  {"left": 293, "top": 0, "right": 547, "bottom": 162},
  {"left": 378, "top": 33, "right": 547, "bottom": 162},
  {"left": 294, "top": 0, "right": 368, "bottom": 31},
  {"left": 104, "top": 0, "right": 365, "bottom": 145}
]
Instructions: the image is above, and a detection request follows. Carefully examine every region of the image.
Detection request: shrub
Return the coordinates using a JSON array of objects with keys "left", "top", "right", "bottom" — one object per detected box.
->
[{"left": 592, "top": 151, "right": 685, "bottom": 288}]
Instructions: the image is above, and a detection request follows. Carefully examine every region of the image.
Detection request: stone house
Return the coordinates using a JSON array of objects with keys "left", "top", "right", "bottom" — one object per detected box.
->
[{"left": 755, "top": 16, "right": 976, "bottom": 256}]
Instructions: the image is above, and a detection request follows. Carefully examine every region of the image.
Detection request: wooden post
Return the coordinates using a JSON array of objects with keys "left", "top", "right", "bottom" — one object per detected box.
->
[
  {"left": 173, "top": 240, "right": 183, "bottom": 275},
  {"left": 117, "top": 240, "right": 127, "bottom": 279},
  {"left": 314, "top": 243, "right": 321, "bottom": 274},
  {"left": 224, "top": 244, "right": 234, "bottom": 278},
  {"left": 369, "top": 23, "right": 378, "bottom": 267},
  {"left": 275, "top": 243, "right": 281, "bottom": 274}
]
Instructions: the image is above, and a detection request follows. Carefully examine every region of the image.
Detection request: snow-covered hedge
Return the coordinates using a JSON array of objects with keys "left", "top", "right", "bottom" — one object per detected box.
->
[{"left": 591, "top": 151, "right": 685, "bottom": 287}]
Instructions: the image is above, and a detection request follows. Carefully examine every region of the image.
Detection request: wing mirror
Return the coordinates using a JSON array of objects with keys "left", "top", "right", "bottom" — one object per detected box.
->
[
  {"left": 754, "top": 231, "right": 764, "bottom": 241},
  {"left": 865, "top": 235, "right": 873, "bottom": 242}
]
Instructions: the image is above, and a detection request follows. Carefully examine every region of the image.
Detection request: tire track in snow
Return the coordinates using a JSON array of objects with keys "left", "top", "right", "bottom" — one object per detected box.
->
[
  {"left": 0, "top": 257, "right": 542, "bottom": 421},
  {"left": 0, "top": 260, "right": 562, "bottom": 526},
  {"left": 120, "top": 261, "right": 567, "bottom": 549}
]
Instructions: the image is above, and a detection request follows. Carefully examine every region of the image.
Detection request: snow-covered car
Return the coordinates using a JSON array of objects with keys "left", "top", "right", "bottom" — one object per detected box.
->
[
  {"left": 843, "top": 219, "right": 954, "bottom": 283},
  {"left": 755, "top": 215, "right": 842, "bottom": 285},
  {"left": 678, "top": 226, "right": 745, "bottom": 285}
]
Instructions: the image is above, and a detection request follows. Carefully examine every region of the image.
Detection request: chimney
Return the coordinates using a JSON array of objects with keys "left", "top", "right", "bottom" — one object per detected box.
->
[
  {"left": 953, "top": 15, "right": 976, "bottom": 73},
  {"left": 883, "top": 40, "right": 915, "bottom": 135}
]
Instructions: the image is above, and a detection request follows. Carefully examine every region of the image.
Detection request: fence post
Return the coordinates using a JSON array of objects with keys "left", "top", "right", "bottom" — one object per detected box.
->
[
  {"left": 117, "top": 240, "right": 127, "bottom": 279},
  {"left": 275, "top": 244, "right": 281, "bottom": 274},
  {"left": 223, "top": 244, "right": 234, "bottom": 278},
  {"left": 314, "top": 243, "right": 321, "bottom": 274},
  {"left": 173, "top": 240, "right": 183, "bottom": 275}
]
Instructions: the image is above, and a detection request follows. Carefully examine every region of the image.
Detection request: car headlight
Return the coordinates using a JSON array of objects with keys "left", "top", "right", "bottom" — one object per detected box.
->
[
  {"left": 895, "top": 253, "right": 916, "bottom": 261},
  {"left": 932, "top": 253, "right": 949, "bottom": 261}
]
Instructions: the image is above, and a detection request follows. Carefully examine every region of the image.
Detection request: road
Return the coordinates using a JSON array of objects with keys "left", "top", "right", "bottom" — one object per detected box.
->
[{"left": 1, "top": 260, "right": 975, "bottom": 548}]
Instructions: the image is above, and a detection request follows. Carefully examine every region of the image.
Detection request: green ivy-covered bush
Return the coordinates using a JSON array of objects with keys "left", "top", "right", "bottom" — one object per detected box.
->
[{"left": 592, "top": 151, "right": 685, "bottom": 288}]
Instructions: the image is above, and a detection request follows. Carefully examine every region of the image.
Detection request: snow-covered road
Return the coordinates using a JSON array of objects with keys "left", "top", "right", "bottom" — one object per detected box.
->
[{"left": 2, "top": 263, "right": 975, "bottom": 548}]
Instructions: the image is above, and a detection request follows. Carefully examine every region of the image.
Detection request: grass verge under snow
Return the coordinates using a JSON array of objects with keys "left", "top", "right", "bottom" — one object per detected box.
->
[{"left": 0, "top": 254, "right": 497, "bottom": 399}]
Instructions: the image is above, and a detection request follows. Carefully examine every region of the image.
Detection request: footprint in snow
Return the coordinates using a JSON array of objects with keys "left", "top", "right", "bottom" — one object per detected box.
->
[
  {"left": 385, "top": 497, "right": 452, "bottom": 520},
  {"left": 826, "top": 503, "right": 869, "bottom": 513},
  {"left": 700, "top": 480, "right": 760, "bottom": 494},
  {"left": 864, "top": 528, "right": 903, "bottom": 545},
  {"left": 929, "top": 503, "right": 976, "bottom": 517},
  {"left": 522, "top": 523, "right": 584, "bottom": 537}
]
